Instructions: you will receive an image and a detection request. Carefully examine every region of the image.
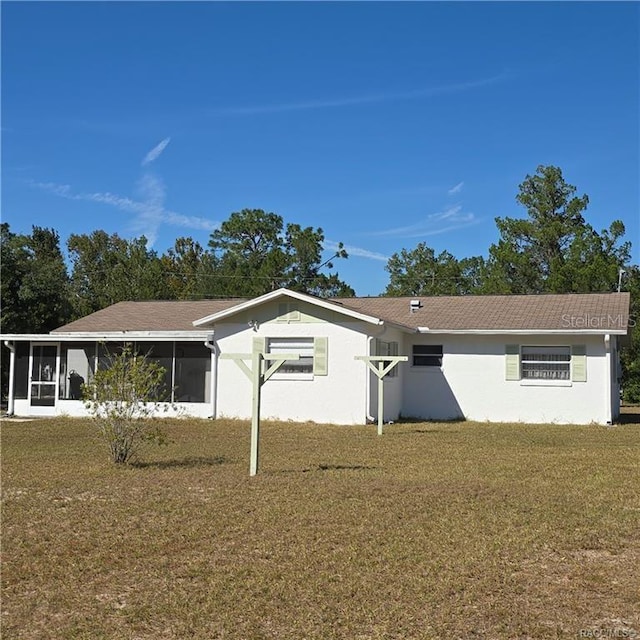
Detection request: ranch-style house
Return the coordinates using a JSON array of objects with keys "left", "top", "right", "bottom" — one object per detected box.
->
[{"left": 3, "top": 288, "right": 631, "bottom": 425}]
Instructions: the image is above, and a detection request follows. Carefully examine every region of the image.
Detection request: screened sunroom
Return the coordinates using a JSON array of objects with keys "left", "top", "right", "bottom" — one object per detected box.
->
[{"left": 4, "top": 337, "right": 214, "bottom": 417}]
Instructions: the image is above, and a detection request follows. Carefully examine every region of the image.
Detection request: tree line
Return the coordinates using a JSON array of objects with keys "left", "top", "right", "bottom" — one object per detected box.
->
[{"left": 2, "top": 165, "right": 639, "bottom": 401}]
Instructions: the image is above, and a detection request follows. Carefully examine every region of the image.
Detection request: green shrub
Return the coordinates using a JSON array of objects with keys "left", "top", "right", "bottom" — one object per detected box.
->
[{"left": 83, "top": 345, "right": 171, "bottom": 464}]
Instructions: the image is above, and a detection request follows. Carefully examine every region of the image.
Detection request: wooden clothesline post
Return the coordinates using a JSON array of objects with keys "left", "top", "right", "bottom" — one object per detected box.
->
[
  {"left": 220, "top": 348, "right": 299, "bottom": 476},
  {"left": 355, "top": 356, "right": 408, "bottom": 435}
]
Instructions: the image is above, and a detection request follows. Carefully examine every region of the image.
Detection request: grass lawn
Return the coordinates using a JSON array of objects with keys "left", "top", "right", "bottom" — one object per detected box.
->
[{"left": 1, "top": 416, "right": 639, "bottom": 639}]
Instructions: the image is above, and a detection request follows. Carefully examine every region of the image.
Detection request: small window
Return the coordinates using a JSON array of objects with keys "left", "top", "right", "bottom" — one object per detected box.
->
[
  {"left": 376, "top": 340, "right": 399, "bottom": 377},
  {"left": 412, "top": 344, "right": 443, "bottom": 367},
  {"left": 521, "top": 346, "right": 570, "bottom": 380},
  {"left": 268, "top": 338, "right": 314, "bottom": 376}
]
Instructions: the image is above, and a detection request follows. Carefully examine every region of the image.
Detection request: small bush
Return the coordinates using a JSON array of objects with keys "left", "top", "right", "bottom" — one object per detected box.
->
[{"left": 83, "top": 345, "right": 171, "bottom": 464}]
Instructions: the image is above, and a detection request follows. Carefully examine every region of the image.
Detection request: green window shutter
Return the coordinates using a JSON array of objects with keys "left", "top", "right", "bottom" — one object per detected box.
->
[
  {"left": 313, "top": 337, "right": 328, "bottom": 376},
  {"left": 572, "top": 345, "right": 587, "bottom": 382},
  {"left": 253, "top": 337, "right": 265, "bottom": 355},
  {"left": 505, "top": 344, "right": 520, "bottom": 381}
]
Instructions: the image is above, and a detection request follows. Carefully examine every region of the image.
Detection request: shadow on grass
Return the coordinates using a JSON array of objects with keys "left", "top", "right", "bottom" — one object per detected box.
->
[
  {"left": 410, "top": 428, "right": 460, "bottom": 434},
  {"left": 395, "top": 415, "right": 467, "bottom": 423},
  {"left": 133, "top": 455, "right": 229, "bottom": 469},
  {"left": 276, "top": 463, "right": 378, "bottom": 474},
  {"left": 317, "top": 463, "right": 376, "bottom": 471}
]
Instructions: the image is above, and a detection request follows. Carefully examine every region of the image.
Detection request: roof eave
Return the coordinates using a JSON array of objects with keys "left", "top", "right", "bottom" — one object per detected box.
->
[
  {"left": 5, "top": 331, "right": 211, "bottom": 342},
  {"left": 417, "top": 328, "right": 629, "bottom": 335}
]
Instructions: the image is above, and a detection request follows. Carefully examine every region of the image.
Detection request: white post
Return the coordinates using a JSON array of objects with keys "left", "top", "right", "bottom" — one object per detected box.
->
[
  {"left": 211, "top": 345, "right": 218, "bottom": 419},
  {"left": 250, "top": 349, "right": 262, "bottom": 476},
  {"left": 203, "top": 337, "right": 218, "bottom": 419},
  {"left": 355, "top": 355, "right": 408, "bottom": 435},
  {"left": 604, "top": 334, "right": 613, "bottom": 425},
  {"left": 221, "top": 350, "right": 296, "bottom": 476},
  {"left": 377, "top": 362, "right": 384, "bottom": 436}
]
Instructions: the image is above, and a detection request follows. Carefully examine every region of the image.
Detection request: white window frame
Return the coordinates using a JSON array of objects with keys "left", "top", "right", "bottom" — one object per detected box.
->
[
  {"left": 267, "top": 337, "right": 315, "bottom": 380},
  {"left": 521, "top": 345, "right": 571, "bottom": 381}
]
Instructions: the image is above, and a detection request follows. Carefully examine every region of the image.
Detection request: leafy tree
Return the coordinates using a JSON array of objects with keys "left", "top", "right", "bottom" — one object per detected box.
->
[
  {"left": 1, "top": 224, "right": 72, "bottom": 334},
  {"left": 555, "top": 221, "right": 631, "bottom": 293},
  {"left": 83, "top": 345, "right": 170, "bottom": 465},
  {"left": 1, "top": 223, "right": 72, "bottom": 401},
  {"left": 283, "top": 224, "right": 353, "bottom": 297},
  {"left": 484, "top": 165, "right": 629, "bottom": 294},
  {"left": 384, "top": 243, "right": 475, "bottom": 296},
  {"left": 458, "top": 255, "right": 490, "bottom": 294},
  {"left": 159, "top": 237, "right": 216, "bottom": 300},
  {"left": 620, "top": 266, "right": 640, "bottom": 403},
  {"left": 0, "top": 223, "right": 28, "bottom": 336},
  {"left": 208, "top": 208, "right": 353, "bottom": 297},
  {"left": 208, "top": 209, "right": 286, "bottom": 297},
  {"left": 68, "top": 231, "right": 166, "bottom": 316}
]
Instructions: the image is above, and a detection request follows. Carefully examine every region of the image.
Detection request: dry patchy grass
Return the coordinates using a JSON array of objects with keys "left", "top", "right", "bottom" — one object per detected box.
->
[{"left": 1, "top": 416, "right": 639, "bottom": 639}]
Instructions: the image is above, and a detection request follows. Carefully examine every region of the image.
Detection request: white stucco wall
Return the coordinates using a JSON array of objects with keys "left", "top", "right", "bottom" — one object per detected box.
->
[
  {"left": 401, "top": 334, "right": 612, "bottom": 425},
  {"left": 213, "top": 313, "right": 373, "bottom": 425}
]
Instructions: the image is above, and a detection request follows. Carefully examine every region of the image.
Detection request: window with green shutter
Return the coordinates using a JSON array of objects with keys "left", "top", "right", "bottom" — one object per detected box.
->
[
  {"left": 521, "top": 346, "right": 571, "bottom": 381},
  {"left": 313, "top": 337, "right": 328, "bottom": 376},
  {"left": 263, "top": 336, "right": 328, "bottom": 379},
  {"left": 505, "top": 344, "right": 520, "bottom": 381},
  {"left": 571, "top": 345, "right": 587, "bottom": 382}
]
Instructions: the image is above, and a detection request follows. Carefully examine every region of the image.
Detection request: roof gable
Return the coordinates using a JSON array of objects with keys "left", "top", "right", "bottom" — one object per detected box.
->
[{"left": 192, "top": 288, "right": 383, "bottom": 327}]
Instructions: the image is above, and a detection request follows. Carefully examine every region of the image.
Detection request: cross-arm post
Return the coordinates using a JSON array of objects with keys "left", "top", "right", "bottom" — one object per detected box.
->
[
  {"left": 220, "top": 350, "right": 298, "bottom": 476},
  {"left": 355, "top": 356, "right": 408, "bottom": 435}
]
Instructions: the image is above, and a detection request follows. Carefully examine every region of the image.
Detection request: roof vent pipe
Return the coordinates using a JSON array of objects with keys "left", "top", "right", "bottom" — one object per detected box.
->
[{"left": 410, "top": 299, "right": 422, "bottom": 312}]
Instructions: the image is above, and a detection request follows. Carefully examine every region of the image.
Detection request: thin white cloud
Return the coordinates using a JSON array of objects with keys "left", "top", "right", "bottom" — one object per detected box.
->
[
  {"left": 131, "top": 173, "right": 166, "bottom": 244},
  {"left": 370, "top": 205, "right": 479, "bottom": 239},
  {"left": 28, "top": 179, "right": 219, "bottom": 242},
  {"left": 141, "top": 137, "right": 171, "bottom": 166},
  {"left": 325, "top": 240, "right": 389, "bottom": 263},
  {"left": 212, "top": 72, "right": 510, "bottom": 116},
  {"left": 448, "top": 181, "right": 464, "bottom": 195}
]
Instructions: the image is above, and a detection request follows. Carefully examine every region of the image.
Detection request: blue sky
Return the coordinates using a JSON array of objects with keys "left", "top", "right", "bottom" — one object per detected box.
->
[{"left": 2, "top": 1, "right": 638, "bottom": 297}]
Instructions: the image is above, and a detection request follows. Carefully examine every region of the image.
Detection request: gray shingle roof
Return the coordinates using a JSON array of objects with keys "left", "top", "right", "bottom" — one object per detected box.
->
[
  {"left": 51, "top": 292, "right": 631, "bottom": 334},
  {"left": 53, "top": 300, "right": 246, "bottom": 333},
  {"left": 337, "top": 292, "right": 631, "bottom": 332}
]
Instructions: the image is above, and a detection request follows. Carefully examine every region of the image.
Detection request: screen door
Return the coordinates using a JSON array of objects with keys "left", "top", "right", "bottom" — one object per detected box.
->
[{"left": 30, "top": 344, "right": 57, "bottom": 407}]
